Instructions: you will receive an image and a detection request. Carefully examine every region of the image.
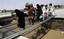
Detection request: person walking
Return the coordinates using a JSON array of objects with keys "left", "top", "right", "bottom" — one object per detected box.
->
[
  {"left": 43, "top": 5, "right": 48, "bottom": 20},
  {"left": 28, "top": 4, "right": 35, "bottom": 25},
  {"left": 15, "top": 9, "right": 27, "bottom": 30},
  {"left": 36, "top": 4, "right": 42, "bottom": 21},
  {"left": 48, "top": 3, "right": 55, "bottom": 16}
]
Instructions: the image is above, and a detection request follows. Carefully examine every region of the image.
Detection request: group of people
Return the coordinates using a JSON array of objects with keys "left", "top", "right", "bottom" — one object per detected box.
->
[{"left": 15, "top": 3, "right": 55, "bottom": 30}]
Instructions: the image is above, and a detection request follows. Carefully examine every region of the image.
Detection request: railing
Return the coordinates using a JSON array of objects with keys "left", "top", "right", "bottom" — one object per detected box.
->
[{"left": 3, "top": 15, "right": 55, "bottom": 39}]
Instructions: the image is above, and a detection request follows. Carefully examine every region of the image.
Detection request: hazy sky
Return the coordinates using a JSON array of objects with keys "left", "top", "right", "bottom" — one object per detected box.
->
[{"left": 0, "top": 0, "right": 64, "bottom": 10}]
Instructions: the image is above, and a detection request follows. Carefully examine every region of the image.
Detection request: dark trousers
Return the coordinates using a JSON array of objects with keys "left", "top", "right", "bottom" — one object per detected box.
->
[{"left": 18, "top": 19, "right": 25, "bottom": 29}]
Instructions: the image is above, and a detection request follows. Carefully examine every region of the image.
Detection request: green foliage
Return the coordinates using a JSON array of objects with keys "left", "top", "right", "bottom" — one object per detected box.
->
[{"left": 37, "top": 28, "right": 46, "bottom": 33}]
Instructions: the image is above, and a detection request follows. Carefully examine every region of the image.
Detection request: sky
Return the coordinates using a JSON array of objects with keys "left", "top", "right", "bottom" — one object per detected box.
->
[{"left": 0, "top": 0, "right": 64, "bottom": 10}]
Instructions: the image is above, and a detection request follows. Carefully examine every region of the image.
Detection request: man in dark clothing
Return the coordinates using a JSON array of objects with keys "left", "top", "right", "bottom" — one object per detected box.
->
[
  {"left": 36, "top": 4, "right": 42, "bottom": 21},
  {"left": 15, "top": 9, "right": 27, "bottom": 29}
]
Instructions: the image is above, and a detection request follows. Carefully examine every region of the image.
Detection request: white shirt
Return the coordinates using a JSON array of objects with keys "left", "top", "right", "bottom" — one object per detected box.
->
[
  {"left": 48, "top": 6, "right": 55, "bottom": 15},
  {"left": 42, "top": 6, "right": 46, "bottom": 12}
]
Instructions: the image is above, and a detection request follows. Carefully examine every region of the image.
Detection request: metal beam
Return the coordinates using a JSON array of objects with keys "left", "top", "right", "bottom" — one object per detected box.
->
[{"left": 4, "top": 16, "right": 54, "bottom": 39}]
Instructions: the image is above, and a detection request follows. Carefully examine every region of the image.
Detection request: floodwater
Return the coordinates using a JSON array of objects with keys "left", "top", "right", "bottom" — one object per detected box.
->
[{"left": 55, "top": 8, "right": 64, "bottom": 18}]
